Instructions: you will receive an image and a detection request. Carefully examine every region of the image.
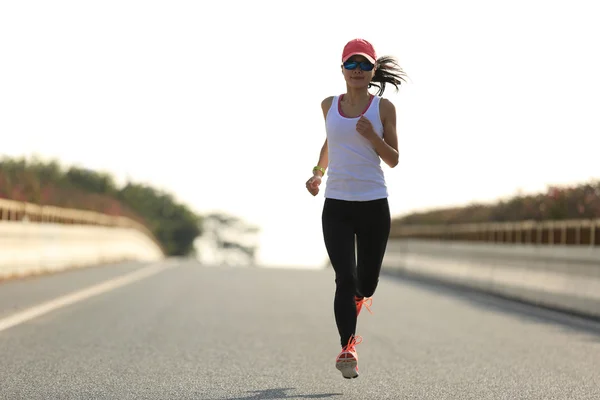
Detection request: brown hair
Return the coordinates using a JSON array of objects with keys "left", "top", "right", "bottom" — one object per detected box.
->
[{"left": 370, "top": 56, "right": 407, "bottom": 96}]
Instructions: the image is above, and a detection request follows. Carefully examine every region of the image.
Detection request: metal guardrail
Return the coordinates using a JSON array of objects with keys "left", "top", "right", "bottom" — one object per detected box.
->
[
  {"left": 390, "top": 218, "right": 600, "bottom": 246},
  {"left": 0, "top": 198, "right": 163, "bottom": 252}
]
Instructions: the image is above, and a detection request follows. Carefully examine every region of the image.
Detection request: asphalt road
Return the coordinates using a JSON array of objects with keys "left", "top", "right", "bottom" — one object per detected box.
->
[{"left": 0, "top": 259, "right": 599, "bottom": 399}]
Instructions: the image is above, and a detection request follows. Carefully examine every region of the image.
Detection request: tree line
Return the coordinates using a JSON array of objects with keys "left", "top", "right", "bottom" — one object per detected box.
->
[
  {"left": 0, "top": 156, "right": 201, "bottom": 256},
  {"left": 393, "top": 180, "right": 600, "bottom": 226}
]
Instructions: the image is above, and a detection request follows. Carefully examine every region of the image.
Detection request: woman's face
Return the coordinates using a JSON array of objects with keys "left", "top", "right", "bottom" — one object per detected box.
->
[{"left": 341, "top": 55, "right": 376, "bottom": 89}]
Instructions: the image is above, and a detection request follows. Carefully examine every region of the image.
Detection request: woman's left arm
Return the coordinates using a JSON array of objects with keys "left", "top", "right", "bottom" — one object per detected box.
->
[{"left": 357, "top": 98, "right": 399, "bottom": 168}]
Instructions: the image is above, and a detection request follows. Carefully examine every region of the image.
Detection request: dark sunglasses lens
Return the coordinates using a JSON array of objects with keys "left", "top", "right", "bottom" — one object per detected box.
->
[
  {"left": 343, "top": 61, "right": 358, "bottom": 70},
  {"left": 360, "top": 62, "right": 374, "bottom": 71}
]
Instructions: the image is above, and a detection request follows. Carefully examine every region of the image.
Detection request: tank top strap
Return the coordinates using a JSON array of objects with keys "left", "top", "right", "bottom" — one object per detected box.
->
[
  {"left": 363, "top": 95, "right": 382, "bottom": 124},
  {"left": 326, "top": 95, "right": 340, "bottom": 120},
  {"left": 366, "top": 95, "right": 380, "bottom": 114}
]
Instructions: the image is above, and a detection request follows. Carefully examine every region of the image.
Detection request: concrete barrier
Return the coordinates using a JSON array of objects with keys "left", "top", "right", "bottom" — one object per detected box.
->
[
  {"left": 0, "top": 198, "right": 165, "bottom": 280},
  {"left": 382, "top": 239, "right": 600, "bottom": 319},
  {"left": 0, "top": 221, "right": 164, "bottom": 280}
]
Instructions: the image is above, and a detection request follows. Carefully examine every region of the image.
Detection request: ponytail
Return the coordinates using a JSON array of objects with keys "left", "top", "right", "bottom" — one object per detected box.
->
[{"left": 369, "top": 56, "right": 407, "bottom": 96}]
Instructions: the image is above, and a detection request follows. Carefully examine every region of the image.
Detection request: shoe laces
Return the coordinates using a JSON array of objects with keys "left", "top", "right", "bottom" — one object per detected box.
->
[
  {"left": 343, "top": 335, "right": 363, "bottom": 353},
  {"left": 356, "top": 297, "right": 373, "bottom": 314}
]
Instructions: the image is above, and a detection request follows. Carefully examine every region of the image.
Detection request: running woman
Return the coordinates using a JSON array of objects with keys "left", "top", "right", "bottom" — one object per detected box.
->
[{"left": 305, "top": 38, "right": 406, "bottom": 379}]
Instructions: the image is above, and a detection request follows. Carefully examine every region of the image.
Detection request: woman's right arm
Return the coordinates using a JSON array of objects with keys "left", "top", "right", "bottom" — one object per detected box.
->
[
  {"left": 313, "top": 96, "right": 333, "bottom": 176},
  {"left": 313, "top": 139, "right": 328, "bottom": 178},
  {"left": 306, "top": 97, "right": 333, "bottom": 196}
]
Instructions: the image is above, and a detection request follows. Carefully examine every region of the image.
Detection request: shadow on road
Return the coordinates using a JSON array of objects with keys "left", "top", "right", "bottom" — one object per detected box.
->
[
  {"left": 381, "top": 269, "right": 600, "bottom": 341},
  {"left": 210, "top": 387, "right": 343, "bottom": 399}
]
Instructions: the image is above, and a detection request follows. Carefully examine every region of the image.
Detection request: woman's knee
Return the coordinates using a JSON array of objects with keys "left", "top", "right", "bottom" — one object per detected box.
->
[
  {"left": 357, "top": 279, "right": 379, "bottom": 298},
  {"left": 335, "top": 274, "right": 356, "bottom": 293}
]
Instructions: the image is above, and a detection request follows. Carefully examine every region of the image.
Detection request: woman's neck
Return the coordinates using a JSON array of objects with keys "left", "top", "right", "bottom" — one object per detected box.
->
[{"left": 343, "top": 87, "right": 371, "bottom": 105}]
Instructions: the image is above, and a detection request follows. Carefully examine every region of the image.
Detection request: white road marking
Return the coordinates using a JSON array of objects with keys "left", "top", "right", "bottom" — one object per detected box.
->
[{"left": 0, "top": 261, "right": 175, "bottom": 334}]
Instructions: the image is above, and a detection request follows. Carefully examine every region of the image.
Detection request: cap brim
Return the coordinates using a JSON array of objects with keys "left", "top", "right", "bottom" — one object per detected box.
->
[{"left": 342, "top": 52, "right": 376, "bottom": 64}]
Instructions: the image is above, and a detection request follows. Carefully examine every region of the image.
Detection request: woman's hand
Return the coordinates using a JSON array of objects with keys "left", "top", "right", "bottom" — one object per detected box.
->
[
  {"left": 356, "top": 116, "right": 377, "bottom": 142},
  {"left": 306, "top": 175, "right": 322, "bottom": 196}
]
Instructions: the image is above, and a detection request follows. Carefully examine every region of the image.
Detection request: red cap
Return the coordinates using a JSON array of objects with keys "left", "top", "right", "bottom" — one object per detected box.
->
[{"left": 342, "top": 38, "right": 377, "bottom": 64}]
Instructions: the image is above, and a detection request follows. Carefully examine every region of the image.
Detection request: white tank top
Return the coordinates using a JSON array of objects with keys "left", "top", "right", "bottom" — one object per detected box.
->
[{"left": 324, "top": 94, "right": 388, "bottom": 201}]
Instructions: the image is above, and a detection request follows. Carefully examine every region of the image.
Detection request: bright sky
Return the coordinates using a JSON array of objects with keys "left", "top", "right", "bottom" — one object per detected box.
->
[{"left": 1, "top": 1, "right": 599, "bottom": 268}]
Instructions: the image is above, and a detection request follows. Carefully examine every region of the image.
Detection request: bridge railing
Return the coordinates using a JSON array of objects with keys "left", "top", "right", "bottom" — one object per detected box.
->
[
  {"left": 0, "top": 198, "right": 162, "bottom": 252},
  {"left": 390, "top": 218, "right": 600, "bottom": 246},
  {"left": 384, "top": 218, "right": 600, "bottom": 319}
]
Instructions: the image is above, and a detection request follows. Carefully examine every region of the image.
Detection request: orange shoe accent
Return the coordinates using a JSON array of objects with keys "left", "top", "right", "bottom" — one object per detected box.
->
[
  {"left": 336, "top": 335, "right": 363, "bottom": 379},
  {"left": 355, "top": 296, "right": 373, "bottom": 316}
]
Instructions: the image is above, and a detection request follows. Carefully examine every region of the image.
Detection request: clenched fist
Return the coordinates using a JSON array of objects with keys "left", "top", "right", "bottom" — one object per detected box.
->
[
  {"left": 306, "top": 175, "right": 322, "bottom": 196},
  {"left": 356, "top": 115, "right": 377, "bottom": 142}
]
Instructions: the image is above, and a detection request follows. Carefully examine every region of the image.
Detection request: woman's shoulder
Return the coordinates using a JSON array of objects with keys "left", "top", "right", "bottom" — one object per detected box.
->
[
  {"left": 321, "top": 96, "right": 335, "bottom": 117},
  {"left": 378, "top": 97, "right": 396, "bottom": 114},
  {"left": 321, "top": 96, "right": 335, "bottom": 109}
]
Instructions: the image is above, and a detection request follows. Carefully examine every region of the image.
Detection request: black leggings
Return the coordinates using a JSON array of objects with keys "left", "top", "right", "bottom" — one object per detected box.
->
[{"left": 322, "top": 197, "right": 391, "bottom": 347}]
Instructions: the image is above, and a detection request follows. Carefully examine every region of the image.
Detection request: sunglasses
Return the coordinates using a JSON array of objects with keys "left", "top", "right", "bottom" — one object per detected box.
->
[{"left": 343, "top": 60, "right": 375, "bottom": 71}]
